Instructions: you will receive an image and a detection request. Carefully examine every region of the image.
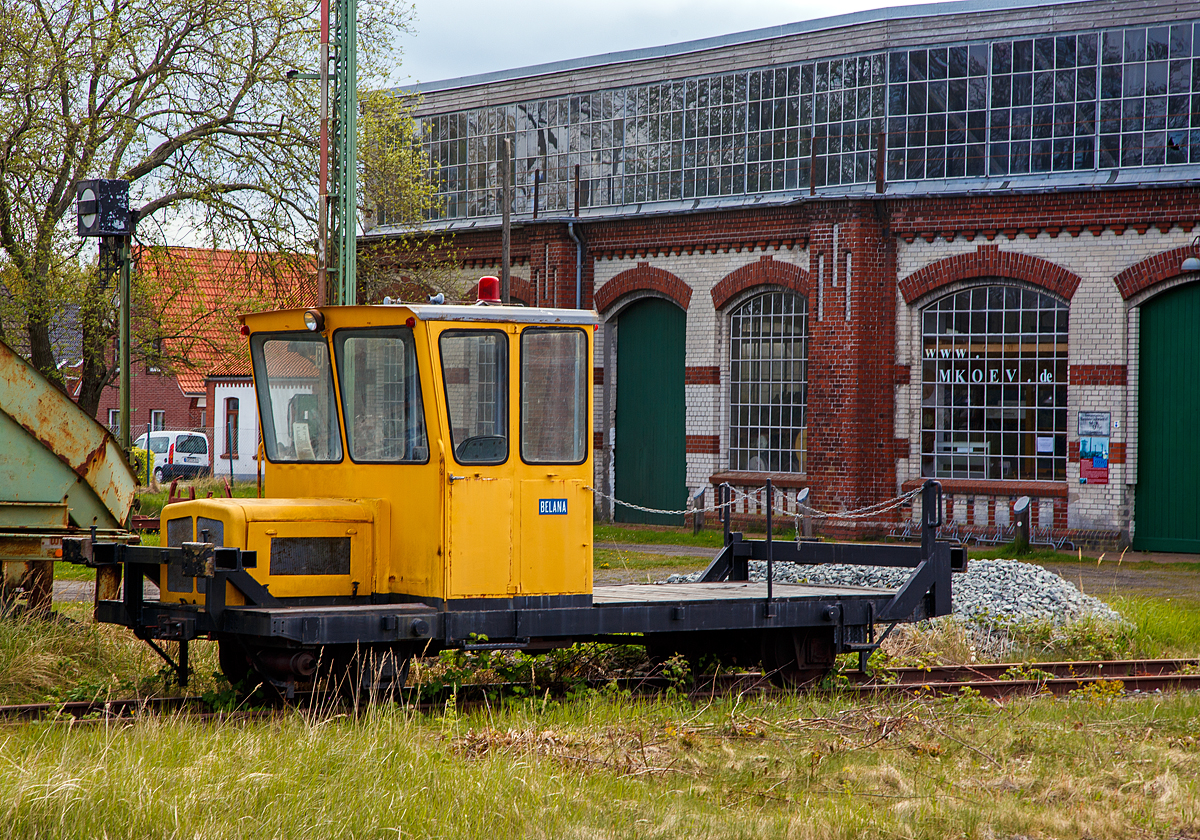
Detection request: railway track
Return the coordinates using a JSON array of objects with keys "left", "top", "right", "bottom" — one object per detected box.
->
[
  {"left": 4, "top": 658, "right": 1197, "bottom": 722},
  {"left": 843, "top": 658, "right": 1200, "bottom": 699}
]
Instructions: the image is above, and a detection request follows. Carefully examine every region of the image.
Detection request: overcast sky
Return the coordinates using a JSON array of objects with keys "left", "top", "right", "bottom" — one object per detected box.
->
[{"left": 394, "top": 0, "right": 943, "bottom": 86}]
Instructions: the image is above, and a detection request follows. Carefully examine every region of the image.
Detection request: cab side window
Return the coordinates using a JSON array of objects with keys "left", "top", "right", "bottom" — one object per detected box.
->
[
  {"left": 439, "top": 330, "right": 508, "bottom": 464},
  {"left": 521, "top": 328, "right": 588, "bottom": 464}
]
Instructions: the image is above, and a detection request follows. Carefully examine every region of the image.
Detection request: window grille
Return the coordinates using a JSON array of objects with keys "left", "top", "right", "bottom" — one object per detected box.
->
[
  {"left": 729, "top": 292, "right": 808, "bottom": 473},
  {"left": 410, "top": 19, "right": 1200, "bottom": 222},
  {"left": 920, "top": 284, "right": 1068, "bottom": 481}
]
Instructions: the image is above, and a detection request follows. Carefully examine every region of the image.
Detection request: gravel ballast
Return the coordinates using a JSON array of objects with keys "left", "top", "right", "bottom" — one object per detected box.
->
[{"left": 664, "top": 558, "right": 1123, "bottom": 625}]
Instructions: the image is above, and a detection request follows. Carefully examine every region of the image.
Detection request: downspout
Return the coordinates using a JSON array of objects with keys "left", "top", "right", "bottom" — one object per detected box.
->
[{"left": 567, "top": 222, "right": 584, "bottom": 309}]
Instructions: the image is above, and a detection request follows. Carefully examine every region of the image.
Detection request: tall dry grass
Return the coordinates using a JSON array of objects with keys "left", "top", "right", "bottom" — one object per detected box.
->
[{"left": 1, "top": 691, "right": 1199, "bottom": 839}]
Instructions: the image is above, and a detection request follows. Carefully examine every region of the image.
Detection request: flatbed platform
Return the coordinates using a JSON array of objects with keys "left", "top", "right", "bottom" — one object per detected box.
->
[{"left": 592, "top": 582, "right": 896, "bottom": 603}]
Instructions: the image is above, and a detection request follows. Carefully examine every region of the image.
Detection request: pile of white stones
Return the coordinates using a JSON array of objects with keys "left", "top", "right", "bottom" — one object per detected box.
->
[{"left": 664, "top": 558, "right": 1123, "bottom": 625}]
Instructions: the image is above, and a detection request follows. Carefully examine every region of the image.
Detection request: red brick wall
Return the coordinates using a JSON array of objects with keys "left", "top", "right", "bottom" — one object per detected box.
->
[
  {"left": 593, "top": 262, "right": 692, "bottom": 313},
  {"left": 93, "top": 368, "right": 199, "bottom": 433},
  {"left": 1069, "top": 365, "right": 1128, "bottom": 386},
  {"left": 363, "top": 184, "right": 1200, "bottom": 529},
  {"left": 898, "top": 243, "right": 1083, "bottom": 303}
]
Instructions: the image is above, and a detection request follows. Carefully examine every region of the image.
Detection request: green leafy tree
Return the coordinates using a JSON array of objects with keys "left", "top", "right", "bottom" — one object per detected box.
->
[
  {"left": 0, "top": 0, "right": 427, "bottom": 416},
  {"left": 358, "top": 88, "right": 462, "bottom": 304}
]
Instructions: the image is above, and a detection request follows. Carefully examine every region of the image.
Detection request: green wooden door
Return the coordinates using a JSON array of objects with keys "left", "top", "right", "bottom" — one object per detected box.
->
[
  {"left": 1133, "top": 281, "right": 1200, "bottom": 552},
  {"left": 614, "top": 298, "right": 686, "bottom": 525}
]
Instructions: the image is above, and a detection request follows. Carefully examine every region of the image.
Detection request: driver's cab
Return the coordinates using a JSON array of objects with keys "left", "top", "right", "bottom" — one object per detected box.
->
[{"left": 235, "top": 302, "right": 596, "bottom": 609}]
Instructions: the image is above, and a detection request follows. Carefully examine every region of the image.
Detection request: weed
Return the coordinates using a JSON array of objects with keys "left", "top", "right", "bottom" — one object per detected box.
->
[
  {"left": 1068, "top": 678, "right": 1126, "bottom": 704},
  {"left": 1000, "top": 663, "right": 1055, "bottom": 683}
]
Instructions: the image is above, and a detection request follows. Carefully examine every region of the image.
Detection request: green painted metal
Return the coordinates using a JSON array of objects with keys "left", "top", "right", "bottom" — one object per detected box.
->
[
  {"left": 330, "top": 0, "right": 357, "bottom": 305},
  {"left": 614, "top": 298, "right": 686, "bottom": 525},
  {"left": 0, "top": 340, "right": 137, "bottom": 530},
  {"left": 1133, "top": 280, "right": 1200, "bottom": 552}
]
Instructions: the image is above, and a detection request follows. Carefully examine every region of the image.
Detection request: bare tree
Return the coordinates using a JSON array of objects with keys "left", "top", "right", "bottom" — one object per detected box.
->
[{"left": 0, "top": 0, "right": 418, "bottom": 416}]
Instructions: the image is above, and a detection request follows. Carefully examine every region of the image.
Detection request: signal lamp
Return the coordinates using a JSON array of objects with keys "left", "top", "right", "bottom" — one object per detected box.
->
[{"left": 477, "top": 275, "right": 501, "bottom": 303}]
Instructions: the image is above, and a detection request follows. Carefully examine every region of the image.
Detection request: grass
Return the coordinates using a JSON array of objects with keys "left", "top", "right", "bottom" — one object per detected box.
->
[
  {"left": 595, "top": 523, "right": 725, "bottom": 548},
  {"left": 1, "top": 690, "right": 1199, "bottom": 838},
  {"left": 0, "top": 604, "right": 223, "bottom": 705},
  {"left": 594, "top": 548, "right": 707, "bottom": 572},
  {"left": 1107, "top": 596, "right": 1200, "bottom": 659},
  {"left": 135, "top": 478, "right": 260, "bottom": 519}
]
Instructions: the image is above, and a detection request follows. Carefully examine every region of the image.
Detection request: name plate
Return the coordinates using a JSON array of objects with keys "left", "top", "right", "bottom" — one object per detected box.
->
[{"left": 539, "top": 498, "right": 568, "bottom": 515}]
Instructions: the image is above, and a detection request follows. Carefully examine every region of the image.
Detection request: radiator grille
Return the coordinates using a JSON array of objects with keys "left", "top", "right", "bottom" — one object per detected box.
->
[{"left": 270, "top": 537, "right": 351, "bottom": 576}]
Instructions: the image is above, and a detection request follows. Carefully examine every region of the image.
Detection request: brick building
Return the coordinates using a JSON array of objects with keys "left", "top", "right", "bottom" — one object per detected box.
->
[
  {"left": 94, "top": 247, "right": 314, "bottom": 477},
  {"left": 368, "top": 0, "right": 1200, "bottom": 551}
]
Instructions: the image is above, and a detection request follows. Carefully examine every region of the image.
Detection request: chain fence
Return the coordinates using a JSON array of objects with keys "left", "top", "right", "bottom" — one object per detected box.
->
[{"left": 586, "top": 484, "right": 921, "bottom": 523}]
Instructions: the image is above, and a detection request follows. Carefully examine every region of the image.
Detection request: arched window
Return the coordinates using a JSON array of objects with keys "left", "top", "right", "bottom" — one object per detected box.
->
[
  {"left": 921, "top": 284, "right": 1068, "bottom": 481},
  {"left": 729, "top": 291, "right": 808, "bottom": 473}
]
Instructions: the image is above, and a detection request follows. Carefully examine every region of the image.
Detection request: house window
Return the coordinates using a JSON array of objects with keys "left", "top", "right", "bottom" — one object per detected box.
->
[
  {"left": 729, "top": 291, "right": 809, "bottom": 473},
  {"left": 150, "top": 410, "right": 165, "bottom": 431},
  {"left": 920, "top": 284, "right": 1068, "bottom": 481},
  {"left": 147, "top": 337, "right": 163, "bottom": 373},
  {"left": 108, "top": 409, "right": 120, "bottom": 433},
  {"left": 225, "top": 397, "right": 239, "bottom": 457}
]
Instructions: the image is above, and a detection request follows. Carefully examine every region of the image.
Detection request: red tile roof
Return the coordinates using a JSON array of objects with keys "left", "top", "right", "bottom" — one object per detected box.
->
[{"left": 136, "top": 246, "right": 315, "bottom": 393}]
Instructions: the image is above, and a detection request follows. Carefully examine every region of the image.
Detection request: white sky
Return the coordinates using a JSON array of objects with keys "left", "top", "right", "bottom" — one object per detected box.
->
[{"left": 395, "top": 0, "right": 942, "bottom": 86}]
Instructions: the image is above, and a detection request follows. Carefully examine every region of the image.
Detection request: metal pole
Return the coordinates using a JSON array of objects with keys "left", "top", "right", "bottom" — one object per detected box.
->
[
  {"left": 317, "top": 0, "right": 330, "bottom": 306},
  {"left": 118, "top": 234, "right": 131, "bottom": 452},
  {"left": 341, "top": 0, "right": 357, "bottom": 305},
  {"left": 875, "top": 131, "right": 886, "bottom": 194},
  {"left": 809, "top": 131, "right": 817, "bottom": 196},
  {"left": 329, "top": 0, "right": 357, "bottom": 305},
  {"left": 532, "top": 169, "right": 540, "bottom": 220},
  {"left": 722, "top": 483, "right": 731, "bottom": 546},
  {"left": 765, "top": 479, "right": 774, "bottom": 610},
  {"left": 501, "top": 138, "right": 511, "bottom": 304},
  {"left": 145, "top": 422, "right": 151, "bottom": 485}
]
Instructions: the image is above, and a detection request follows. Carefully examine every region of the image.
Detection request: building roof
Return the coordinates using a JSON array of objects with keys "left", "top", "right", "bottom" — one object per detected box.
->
[
  {"left": 382, "top": 0, "right": 1200, "bottom": 234},
  {"left": 137, "top": 246, "right": 315, "bottom": 392},
  {"left": 406, "top": 0, "right": 1071, "bottom": 97}
]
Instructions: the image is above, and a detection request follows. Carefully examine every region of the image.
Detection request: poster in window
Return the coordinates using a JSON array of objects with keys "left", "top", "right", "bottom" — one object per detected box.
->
[{"left": 1079, "top": 435, "right": 1109, "bottom": 485}]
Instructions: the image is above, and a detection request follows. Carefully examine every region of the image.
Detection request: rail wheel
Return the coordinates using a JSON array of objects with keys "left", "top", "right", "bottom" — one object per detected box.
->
[
  {"left": 760, "top": 629, "right": 835, "bottom": 688},
  {"left": 329, "top": 645, "right": 412, "bottom": 705}
]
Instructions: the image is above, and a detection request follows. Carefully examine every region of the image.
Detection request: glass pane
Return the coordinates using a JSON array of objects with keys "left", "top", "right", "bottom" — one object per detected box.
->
[
  {"left": 728, "top": 292, "right": 809, "bottom": 473},
  {"left": 920, "top": 284, "right": 1068, "bottom": 481},
  {"left": 335, "top": 328, "right": 428, "bottom": 463},
  {"left": 251, "top": 332, "right": 343, "bottom": 463},
  {"left": 521, "top": 328, "right": 589, "bottom": 464},
  {"left": 440, "top": 331, "right": 508, "bottom": 464}
]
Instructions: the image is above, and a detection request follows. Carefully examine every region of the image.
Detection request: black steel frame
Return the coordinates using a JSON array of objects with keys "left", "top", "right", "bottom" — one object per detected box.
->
[{"left": 65, "top": 481, "right": 960, "bottom": 687}]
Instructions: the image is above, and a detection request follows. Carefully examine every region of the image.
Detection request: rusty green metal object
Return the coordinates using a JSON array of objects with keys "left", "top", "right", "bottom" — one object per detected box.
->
[{"left": 0, "top": 339, "right": 137, "bottom": 530}]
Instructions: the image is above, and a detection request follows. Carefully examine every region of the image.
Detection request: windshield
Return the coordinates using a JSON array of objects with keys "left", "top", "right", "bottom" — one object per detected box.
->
[
  {"left": 250, "top": 332, "right": 343, "bottom": 462},
  {"left": 334, "top": 327, "right": 429, "bottom": 462}
]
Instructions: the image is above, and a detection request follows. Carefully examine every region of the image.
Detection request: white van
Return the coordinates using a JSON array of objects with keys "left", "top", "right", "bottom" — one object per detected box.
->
[{"left": 133, "top": 431, "right": 211, "bottom": 482}]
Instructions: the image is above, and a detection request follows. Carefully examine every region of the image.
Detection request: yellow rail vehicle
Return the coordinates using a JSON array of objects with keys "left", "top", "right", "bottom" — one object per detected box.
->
[
  {"left": 70, "top": 298, "right": 960, "bottom": 695},
  {"left": 163, "top": 303, "right": 594, "bottom": 608}
]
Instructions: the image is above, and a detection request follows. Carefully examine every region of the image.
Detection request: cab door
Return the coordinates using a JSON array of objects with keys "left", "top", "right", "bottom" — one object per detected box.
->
[
  {"left": 438, "top": 328, "right": 515, "bottom": 599},
  {"left": 516, "top": 327, "right": 593, "bottom": 596}
]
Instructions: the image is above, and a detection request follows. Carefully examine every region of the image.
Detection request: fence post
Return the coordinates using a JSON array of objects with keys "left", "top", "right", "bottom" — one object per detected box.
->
[
  {"left": 1013, "top": 496, "right": 1031, "bottom": 554},
  {"left": 797, "top": 486, "right": 813, "bottom": 538},
  {"left": 691, "top": 488, "right": 705, "bottom": 535}
]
